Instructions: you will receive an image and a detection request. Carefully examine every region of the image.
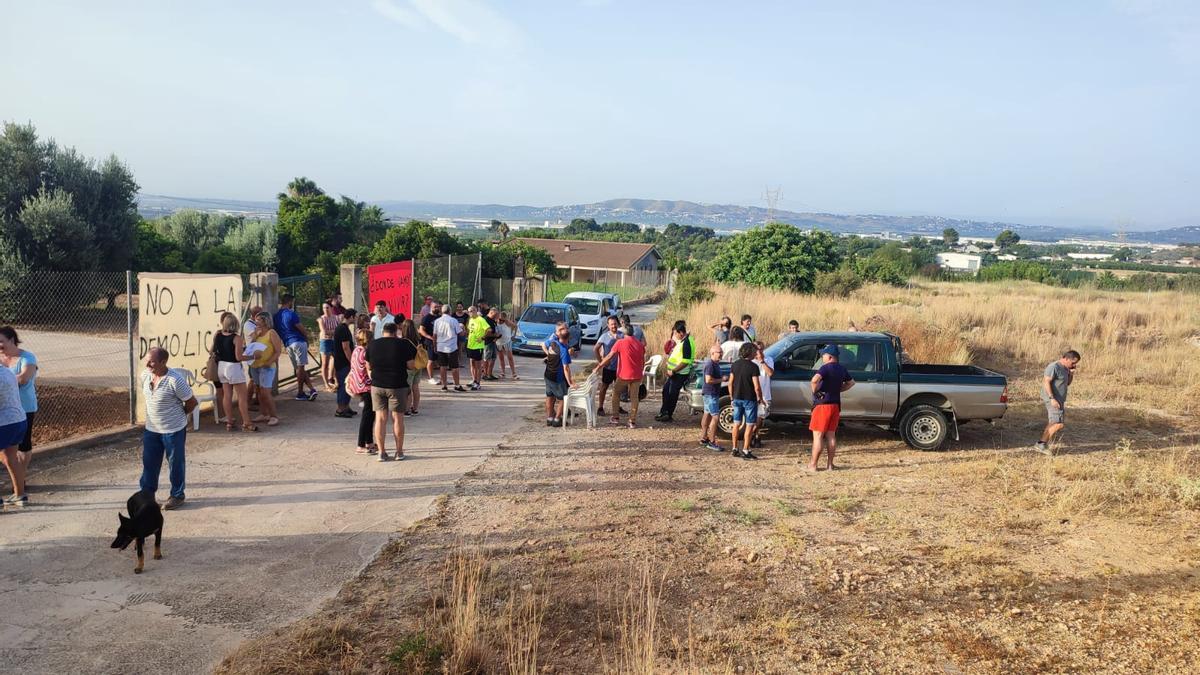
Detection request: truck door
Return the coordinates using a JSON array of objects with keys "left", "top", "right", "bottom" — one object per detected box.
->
[
  {"left": 770, "top": 342, "right": 820, "bottom": 414},
  {"left": 825, "top": 341, "right": 887, "bottom": 418}
]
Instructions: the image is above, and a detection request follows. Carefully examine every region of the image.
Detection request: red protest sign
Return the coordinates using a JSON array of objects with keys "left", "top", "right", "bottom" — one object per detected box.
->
[{"left": 367, "top": 260, "right": 413, "bottom": 319}]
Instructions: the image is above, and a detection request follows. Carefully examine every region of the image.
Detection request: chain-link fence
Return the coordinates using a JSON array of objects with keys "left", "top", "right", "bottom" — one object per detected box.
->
[
  {"left": 479, "top": 277, "right": 515, "bottom": 314},
  {"left": 0, "top": 270, "right": 136, "bottom": 447},
  {"left": 410, "top": 254, "right": 482, "bottom": 314},
  {"left": 279, "top": 273, "right": 326, "bottom": 338}
]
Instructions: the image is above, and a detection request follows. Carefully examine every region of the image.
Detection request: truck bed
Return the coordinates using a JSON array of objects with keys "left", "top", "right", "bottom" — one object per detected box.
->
[{"left": 900, "top": 363, "right": 1006, "bottom": 385}]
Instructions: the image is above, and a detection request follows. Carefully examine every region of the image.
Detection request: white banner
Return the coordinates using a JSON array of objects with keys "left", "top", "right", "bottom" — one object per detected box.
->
[{"left": 137, "top": 273, "right": 243, "bottom": 419}]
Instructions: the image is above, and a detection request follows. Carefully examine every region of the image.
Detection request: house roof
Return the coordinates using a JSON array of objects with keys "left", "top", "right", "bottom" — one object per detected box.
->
[{"left": 515, "top": 238, "right": 660, "bottom": 271}]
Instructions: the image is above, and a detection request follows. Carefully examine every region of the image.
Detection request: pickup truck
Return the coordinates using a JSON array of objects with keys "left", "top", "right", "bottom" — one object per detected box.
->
[{"left": 687, "top": 331, "right": 1008, "bottom": 451}]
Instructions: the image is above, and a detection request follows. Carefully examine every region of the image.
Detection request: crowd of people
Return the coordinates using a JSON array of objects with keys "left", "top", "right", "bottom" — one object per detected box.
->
[
  {"left": 121, "top": 293, "right": 541, "bottom": 510},
  {"left": 0, "top": 299, "right": 1082, "bottom": 510}
]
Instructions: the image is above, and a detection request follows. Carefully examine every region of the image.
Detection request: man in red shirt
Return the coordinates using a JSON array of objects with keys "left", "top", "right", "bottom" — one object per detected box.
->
[{"left": 595, "top": 330, "right": 647, "bottom": 428}]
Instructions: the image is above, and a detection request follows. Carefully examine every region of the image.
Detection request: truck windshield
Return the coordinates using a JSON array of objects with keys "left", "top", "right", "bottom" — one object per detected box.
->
[{"left": 764, "top": 335, "right": 800, "bottom": 362}]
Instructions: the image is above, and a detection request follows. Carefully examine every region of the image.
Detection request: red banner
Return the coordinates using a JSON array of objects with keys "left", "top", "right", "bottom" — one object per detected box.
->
[{"left": 367, "top": 260, "right": 413, "bottom": 319}]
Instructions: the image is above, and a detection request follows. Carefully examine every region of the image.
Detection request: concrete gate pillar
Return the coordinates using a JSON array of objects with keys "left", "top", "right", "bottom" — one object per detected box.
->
[
  {"left": 341, "top": 264, "right": 364, "bottom": 310},
  {"left": 249, "top": 272, "right": 279, "bottom": 316},
  {"left": 512, "top": 276, "right": 526, "bottom": 318}
]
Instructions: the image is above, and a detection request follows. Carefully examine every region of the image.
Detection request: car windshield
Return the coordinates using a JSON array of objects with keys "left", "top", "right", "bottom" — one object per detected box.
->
[
  {"left": 564, "top": 297, "right": 601, "bottom": 314},
  {"left": 520, "top": 306, "right": 566, "bottom": 324}
]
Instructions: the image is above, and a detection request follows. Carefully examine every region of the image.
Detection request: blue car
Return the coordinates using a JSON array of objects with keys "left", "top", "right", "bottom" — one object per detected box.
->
[{"left": 511, "top": 302, "right": 583, "bottom": 356}]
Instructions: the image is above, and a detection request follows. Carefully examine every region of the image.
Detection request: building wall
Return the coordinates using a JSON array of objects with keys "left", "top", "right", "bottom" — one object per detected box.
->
[{"left": 935, "top": 252, "right": 982, "bottom": 272}]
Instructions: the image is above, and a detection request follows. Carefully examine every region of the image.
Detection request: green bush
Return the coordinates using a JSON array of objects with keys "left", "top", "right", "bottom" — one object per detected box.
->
[
  {"left": 708, "top": 223, "right": 840, "bottom": 292},
  {"left": 814, "top": 267, "right": 864, "bottom": 297},
  {"left": 672, "top": 270, "right": 715, "bottom": 307}
]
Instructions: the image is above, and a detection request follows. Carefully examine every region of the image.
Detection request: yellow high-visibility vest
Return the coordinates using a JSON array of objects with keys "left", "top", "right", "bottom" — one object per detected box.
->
[{"left": 665, "top": 334, "right": 696, "bottom": 374}]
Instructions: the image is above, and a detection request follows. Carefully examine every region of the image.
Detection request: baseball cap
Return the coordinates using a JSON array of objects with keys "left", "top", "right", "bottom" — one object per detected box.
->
[{"left": 820, "top": 345, "right": 839, "bottom": 357}]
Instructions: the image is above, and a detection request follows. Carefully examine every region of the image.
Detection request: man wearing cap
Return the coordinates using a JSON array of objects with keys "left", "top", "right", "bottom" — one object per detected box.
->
[{"left": 807, "top": 345, "right": 855, "bottom": 472}]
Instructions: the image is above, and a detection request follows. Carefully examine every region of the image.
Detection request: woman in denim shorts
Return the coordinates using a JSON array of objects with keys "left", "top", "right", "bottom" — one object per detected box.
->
[
  {"left": 247, "top": 311, "right": 283, "bottom": 426},
  {"left": 317, "top": 302, "right": 340, "bottom": 390}
]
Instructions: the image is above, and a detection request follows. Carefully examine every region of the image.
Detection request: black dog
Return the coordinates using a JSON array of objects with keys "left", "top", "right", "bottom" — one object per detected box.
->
[{"left": 110, "top": 490, "right": 164, "bottom": 574}]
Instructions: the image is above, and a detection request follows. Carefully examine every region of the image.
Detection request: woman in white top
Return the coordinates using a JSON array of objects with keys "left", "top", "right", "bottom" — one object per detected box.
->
[
  {"left": 495, "top": 311, "right": 518, "bottom": 379},
  {"left": 720, "top": 326, "right": 750, "bottom": 362}
]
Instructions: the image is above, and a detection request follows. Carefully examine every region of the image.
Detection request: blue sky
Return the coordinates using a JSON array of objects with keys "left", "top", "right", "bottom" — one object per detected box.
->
[{"left": 2, "top": 0, "right": 1197, "bottom": 229}]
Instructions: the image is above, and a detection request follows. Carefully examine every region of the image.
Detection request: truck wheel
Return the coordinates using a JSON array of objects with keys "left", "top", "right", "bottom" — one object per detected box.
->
[
  {"left": 716, "top": 397, "right": 735, "bottom": 437},
  {"left": 900, "top": 405, "right": 948, "bottom": 451}
]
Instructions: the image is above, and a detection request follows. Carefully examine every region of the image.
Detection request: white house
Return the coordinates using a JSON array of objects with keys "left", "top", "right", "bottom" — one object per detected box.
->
[
  {"left": 935, "top": 252, "right": 982, "bottom": 273},
  {"left": 1067, "top": 252, "right": 1113, "bottom": 261}
]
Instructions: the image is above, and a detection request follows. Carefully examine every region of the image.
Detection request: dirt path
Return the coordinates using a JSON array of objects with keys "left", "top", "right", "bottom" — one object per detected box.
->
[{"left": 0, "top": 358, "right": 549, "bottom": 675}]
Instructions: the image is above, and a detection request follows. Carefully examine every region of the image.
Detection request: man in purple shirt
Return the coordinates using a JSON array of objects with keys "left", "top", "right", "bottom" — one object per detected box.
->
[{"left": 807, "top": 345, "right": 855, "bottom": 472}]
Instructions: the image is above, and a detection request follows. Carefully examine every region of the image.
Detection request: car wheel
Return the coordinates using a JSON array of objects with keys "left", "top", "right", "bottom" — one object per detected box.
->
[{"left": 900, "top": 404, "right": 949, "bottom": 451}]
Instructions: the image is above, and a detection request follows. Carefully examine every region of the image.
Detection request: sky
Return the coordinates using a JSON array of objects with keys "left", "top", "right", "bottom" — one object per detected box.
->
[{"left": 2, "top": 0, "right": 1197, "bottom": 229}]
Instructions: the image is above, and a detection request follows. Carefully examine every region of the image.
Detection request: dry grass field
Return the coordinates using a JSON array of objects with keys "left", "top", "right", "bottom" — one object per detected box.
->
[
  {"left": 218, "top": 281, "right": 1200, "bottom": 674},
  {"left": 650, "top": 280, "right": 1200, "bottom": 413}
]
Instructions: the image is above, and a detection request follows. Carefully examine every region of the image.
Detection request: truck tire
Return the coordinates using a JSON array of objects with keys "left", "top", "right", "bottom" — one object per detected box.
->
[
  {"left": 716, "top": 396, "right": 735, "bottom": 437},
  {"left": 900, "top": 404, "right": 949, "bottom": 451}
]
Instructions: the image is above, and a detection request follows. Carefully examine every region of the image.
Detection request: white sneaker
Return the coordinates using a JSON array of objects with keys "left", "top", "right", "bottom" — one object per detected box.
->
[
  {"left": 377, "top": 452, "right": 390, "bottom": 462},
  {"left": 1033, "top": 442, "right": 1052, "bottom": 456},
  {"left": 428, "top": 378, "right": 439, "bottom": 386}
]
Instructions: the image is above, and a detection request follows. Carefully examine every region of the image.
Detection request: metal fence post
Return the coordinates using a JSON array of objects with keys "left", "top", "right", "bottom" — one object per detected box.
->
[
  {"left": 126, "top": 270, "right": 136, "bottom": 425},
  {"left": 447, "top": 254, "right": 453, "bottom": 306}
]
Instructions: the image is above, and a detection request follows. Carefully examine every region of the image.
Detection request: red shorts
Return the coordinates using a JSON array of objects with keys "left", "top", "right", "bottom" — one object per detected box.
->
[{"left": 809, "top": 404, "right": 841, "bottom": 432}]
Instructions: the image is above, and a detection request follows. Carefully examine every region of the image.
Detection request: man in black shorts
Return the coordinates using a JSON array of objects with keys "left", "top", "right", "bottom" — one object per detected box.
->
[
  {"left": 433, "top": 304, "right": 465, "bottom": 392},
  {"left": 593, "top": 315, "right": 624, "bottom": 416},
  {"left": 482, "top": 305, "right": 500, "bottom": 381}
]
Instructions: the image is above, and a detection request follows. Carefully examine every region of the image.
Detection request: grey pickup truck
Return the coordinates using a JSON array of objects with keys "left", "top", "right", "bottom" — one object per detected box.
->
[{"left": 687, "top": 331, "right": 1008, "bottom": 451}]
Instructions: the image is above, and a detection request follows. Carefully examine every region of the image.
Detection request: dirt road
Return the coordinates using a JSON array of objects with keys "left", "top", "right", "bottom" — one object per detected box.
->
[{"left": 0, "top": 359, "right": 551, "bottom": 674}]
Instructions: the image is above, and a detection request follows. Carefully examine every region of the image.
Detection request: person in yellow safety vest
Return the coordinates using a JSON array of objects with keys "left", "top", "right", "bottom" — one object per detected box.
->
[{"left": 656, "top": 320, "right": 695, "bottom": 423}]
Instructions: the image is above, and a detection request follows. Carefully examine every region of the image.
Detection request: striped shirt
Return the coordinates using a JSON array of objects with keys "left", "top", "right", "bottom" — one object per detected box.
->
[{"left": 142, "top": 370, "right": 194, "bottom": 434}]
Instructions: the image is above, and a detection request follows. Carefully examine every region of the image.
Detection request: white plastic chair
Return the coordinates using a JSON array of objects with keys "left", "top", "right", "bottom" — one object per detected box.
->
[
  {"left": 643, "top": 354, "right": 664, "bottom": 390},
  {"left": 563, "top": 370, "right": 601, "bottom": 430},
  {"left": 173, "top": 368, "right": 218, "bottom": 431}
]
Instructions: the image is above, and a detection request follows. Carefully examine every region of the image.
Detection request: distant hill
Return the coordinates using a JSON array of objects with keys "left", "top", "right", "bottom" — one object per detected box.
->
[{"left": 138, "top": 194, "right": 1198, "bottom": 245}]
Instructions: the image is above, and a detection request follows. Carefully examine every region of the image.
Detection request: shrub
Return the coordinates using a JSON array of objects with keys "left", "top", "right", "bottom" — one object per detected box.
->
[
  {"left": 672, "top": 270, "right": 714, "bottom": 308},
  {"left": 813, "top": 267, "right": 863, "bottom": 297}
]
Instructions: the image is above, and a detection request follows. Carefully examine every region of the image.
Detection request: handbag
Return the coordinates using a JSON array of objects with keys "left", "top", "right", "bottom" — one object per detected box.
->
[{"left": 201, "top": 335, "right": 219, "bottom": 381}]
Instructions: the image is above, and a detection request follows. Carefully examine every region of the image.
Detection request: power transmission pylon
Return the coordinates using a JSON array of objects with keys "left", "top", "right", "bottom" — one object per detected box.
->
[{"left": 762, "top": 186, "right": 782, "bottom": 225}]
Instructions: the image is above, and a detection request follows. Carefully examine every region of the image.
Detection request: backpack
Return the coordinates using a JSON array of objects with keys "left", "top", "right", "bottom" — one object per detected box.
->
[
  {"left": 409, "top": 339, "right": 430, "bottom": 371},
  {"left": 543, "top": 342, "right": 562, "bottom": 381}
]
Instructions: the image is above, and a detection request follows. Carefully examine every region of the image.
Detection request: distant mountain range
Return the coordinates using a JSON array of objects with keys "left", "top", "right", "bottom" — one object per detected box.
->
[{"left": 137, "top": 194, "right": 1199, "bottom": 245}]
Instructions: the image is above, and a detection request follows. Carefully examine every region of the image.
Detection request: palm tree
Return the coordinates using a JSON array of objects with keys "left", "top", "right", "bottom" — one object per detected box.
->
[{"left": 278, "top": 176, "right": 324, "bottom": 201}]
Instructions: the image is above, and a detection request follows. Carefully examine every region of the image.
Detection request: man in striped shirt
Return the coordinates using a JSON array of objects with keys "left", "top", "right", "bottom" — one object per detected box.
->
[{"left": 140, "top": 347, "right": 196, "bottom": 510}]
